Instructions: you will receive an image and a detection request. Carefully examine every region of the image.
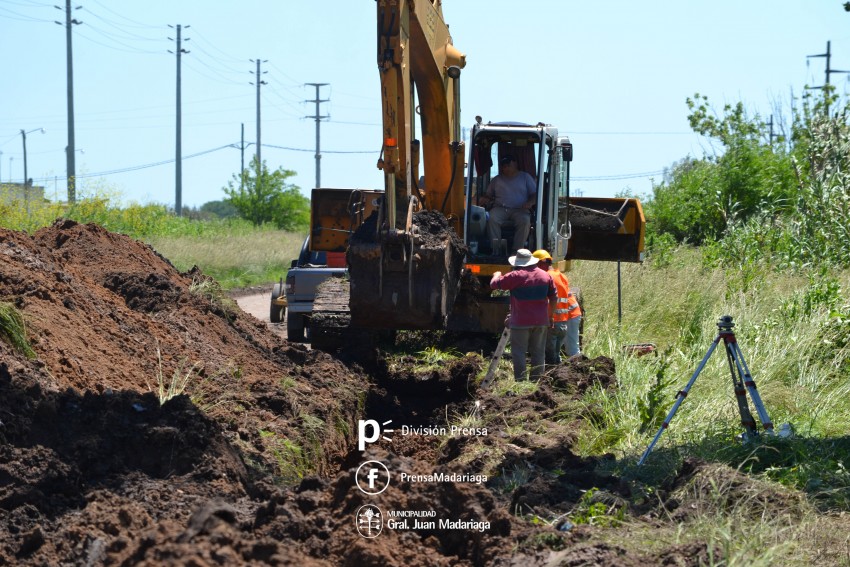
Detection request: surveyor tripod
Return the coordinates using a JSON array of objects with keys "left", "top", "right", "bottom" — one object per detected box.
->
[{"left": 638, "top": 315, "right": 774, "bottom": 465}]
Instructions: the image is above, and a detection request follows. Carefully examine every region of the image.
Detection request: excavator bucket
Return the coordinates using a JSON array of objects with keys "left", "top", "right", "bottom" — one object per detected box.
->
[
  {"left": 347, "top": 210, "right": 466, "bottom": 330},
  {"left": 566, "top": 197, "right": 646, "bottom": 263}
]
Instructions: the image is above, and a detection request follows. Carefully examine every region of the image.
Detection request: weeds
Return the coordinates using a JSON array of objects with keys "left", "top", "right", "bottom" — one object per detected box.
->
[
  {"left": 149, "top": 342, "right": 202, "bottom": 406},
  {"left": 415, "top": 345, "right": 462, "bottom": 370},
  {"left": 189, "top": 364, "right": 247, "bottom": 418},
  {"left": 569, "top": 488, "right": 625, "bottom": 527},
  {"left": 446, "top": 400, "right": 484, "bottom": 430},
  {"left": 188, "top": 274, "right": 237, "bottom": 316},
  {"left": 637, "top": 357, "right": 673, "bottom": 433},
  {"left": 260, "top": 430, "right": 313, "bottom": 483},
  {"left": 0, "top": 302, "right": 36, "bottom": 359},
  {"left": 498, "top": 462, "right": 534, "bottom": 495}
]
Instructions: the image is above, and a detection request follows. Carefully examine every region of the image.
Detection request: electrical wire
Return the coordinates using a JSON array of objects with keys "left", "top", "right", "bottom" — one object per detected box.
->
[
  {"left": 263, "top": 143, "right": 377, "bottom": 154},
  {"left": 24, "top": 142, "right": 380, "bottom": 184},
  {"left": 572, "top": 170, "right": 665, "bottom": 181},
  {"left": 30, "top": 144, "right": 236, "bottom": 183},
  {"left": 78, "top": 21, "right": 162, "bottom": 54},
  {"left": 189, "top": 29, "right": 246, "bottom": 67},
  {"left": 88, "top": 0, "right": 161, "bottom": 29},
  {"left": 79, "top": 6, "right": 160, "bottom": 41},
  {"left": 0, "top": 4, "right": 50, "bottom": 21},
  {"left": 182, "top": 57, "right": 246, "bottom": 86}
]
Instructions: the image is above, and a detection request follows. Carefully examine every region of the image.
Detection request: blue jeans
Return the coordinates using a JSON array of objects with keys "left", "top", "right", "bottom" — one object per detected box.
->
[
  {"left": 510, "top": 326, "right": 547, "bottom": 381},
  {"left": 546, "top": 317, "right": 581, "bottom": 364}
]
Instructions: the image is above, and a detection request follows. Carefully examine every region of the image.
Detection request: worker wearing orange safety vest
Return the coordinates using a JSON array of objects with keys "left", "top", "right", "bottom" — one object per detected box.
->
[{"left": 533, "top": 249, "right": 582, "bottom": 363}]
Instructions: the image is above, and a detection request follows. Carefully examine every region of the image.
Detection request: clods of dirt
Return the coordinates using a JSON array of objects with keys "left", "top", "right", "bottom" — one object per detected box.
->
[{"left": 0, "top": 220, "right": 741, "bottom": 566}]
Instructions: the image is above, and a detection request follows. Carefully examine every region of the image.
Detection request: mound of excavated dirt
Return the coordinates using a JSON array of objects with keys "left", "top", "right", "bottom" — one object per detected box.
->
[{"left": 0, "top": 220, "right": 730, "bottom": 566}]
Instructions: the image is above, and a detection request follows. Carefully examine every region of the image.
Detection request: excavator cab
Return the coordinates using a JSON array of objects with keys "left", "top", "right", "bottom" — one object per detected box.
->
[{"left": 463, "top": 122, "right": 645, "bottom": 272}]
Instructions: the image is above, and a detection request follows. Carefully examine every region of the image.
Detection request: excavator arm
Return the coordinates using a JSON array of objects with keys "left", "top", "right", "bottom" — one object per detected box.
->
[
  {"left": 376, "top": 0, "right": 466, "bottom": 230},
  {"left": 344, "top": 0, "right": 468, "bottom": 330}
]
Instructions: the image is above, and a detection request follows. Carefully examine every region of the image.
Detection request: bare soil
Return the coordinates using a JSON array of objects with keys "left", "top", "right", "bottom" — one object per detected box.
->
[{"left": 0, "top": 220, "right": 802, "bottom": 566}]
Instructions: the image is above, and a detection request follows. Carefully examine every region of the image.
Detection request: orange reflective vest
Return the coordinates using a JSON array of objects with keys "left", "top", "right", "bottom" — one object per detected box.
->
[{"left": 550, "top": 269, "right": 581, "bottom": 322}]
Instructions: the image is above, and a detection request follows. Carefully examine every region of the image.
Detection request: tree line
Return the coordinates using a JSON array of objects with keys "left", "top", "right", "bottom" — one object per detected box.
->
[{"left": 644, "top": 88, "right": 850, "bottom": 269}]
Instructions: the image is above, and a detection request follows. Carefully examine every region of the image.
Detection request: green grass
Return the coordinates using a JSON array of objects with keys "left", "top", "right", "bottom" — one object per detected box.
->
[
  {"left": 566, "top": 246, "right": 850, "bottom": 494},
  {"left": 0, "top": 302, "right": 36, "bottom": 358},
  {"left": 148, "top": 230, "right": 305, "bottom": 290}
]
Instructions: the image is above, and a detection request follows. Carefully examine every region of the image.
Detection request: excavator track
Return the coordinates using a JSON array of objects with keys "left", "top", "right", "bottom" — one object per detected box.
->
[{"left": 309, "top": 277, "right": 351, "bottom": 352}]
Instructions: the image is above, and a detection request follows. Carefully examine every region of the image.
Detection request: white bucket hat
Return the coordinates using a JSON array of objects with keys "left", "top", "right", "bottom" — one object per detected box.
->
[{"left": 508, "top": 248, "right": 537, "bottom": 267}]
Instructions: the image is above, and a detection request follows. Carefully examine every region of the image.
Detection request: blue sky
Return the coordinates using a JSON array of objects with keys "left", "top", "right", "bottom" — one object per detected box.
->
[{"left": 2, "top": 1, "right": 849, "bottom": 208}]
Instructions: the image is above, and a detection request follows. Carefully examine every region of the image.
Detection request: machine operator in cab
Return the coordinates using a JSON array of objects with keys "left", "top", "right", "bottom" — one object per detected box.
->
[{"left": 479, "top": 155, "right": 536, "bottom": 256}]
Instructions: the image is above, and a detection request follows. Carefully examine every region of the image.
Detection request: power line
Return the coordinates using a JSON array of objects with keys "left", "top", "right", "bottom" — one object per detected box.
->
[
  {"left": 262, "top": 91, "right": 304, "bottom": 119},
  {"left": 0, "top": 4, "right": 51, "bottom": 21},
  {"left": 189, "top": 27, "right": 246, "bottom": 64},
  {"left": 573, "top": 169, "right": 664, "bottom": 181},
  {"left": 30, "top": 143, "right": 235, "bottom": 182},
  {"left": 76, "top": 22, "right": 161, "bottom": 53},
  {"left": 263, "top": 143, "right": 376, "bottom": 154},
  {"left": 88, "top": 0, "right": 160, "bottom": 29},
  {"left": 182, "top": 59, "right": 244, "bottom": 86},
  {"left": 569, "top": 131, "right": 692, "bottom": 136},
  {"left": 79, "top": 6, "right": 160, "bottom": 41},
  {"left": 27, "top": 141, "right": 380, "bottom": 184}
]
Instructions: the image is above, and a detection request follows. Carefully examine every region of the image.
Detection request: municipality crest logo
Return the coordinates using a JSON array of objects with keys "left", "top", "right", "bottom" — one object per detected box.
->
[{"left": 356, "top": 504, "right": 383, "bottom": 538}]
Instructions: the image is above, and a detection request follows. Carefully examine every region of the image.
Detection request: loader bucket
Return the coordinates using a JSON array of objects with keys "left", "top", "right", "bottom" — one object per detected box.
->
[
  {"left": 565, "top": 197, "right": 646, "bottom": 263},
  {"left": 347, "top": 210, "right": 466, "bottom": 330}
]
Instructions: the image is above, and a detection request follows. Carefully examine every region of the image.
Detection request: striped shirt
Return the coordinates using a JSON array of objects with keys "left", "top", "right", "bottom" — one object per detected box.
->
[{"left": 490, "top": 266, "right": 556, "bottom": 328}]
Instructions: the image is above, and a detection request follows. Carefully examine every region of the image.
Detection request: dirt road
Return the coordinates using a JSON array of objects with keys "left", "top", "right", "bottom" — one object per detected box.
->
[{"left": 233, "top": 287, "right": 288, "bottom": 338}]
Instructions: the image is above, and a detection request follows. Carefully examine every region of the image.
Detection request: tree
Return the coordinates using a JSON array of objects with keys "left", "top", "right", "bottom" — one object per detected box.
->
[
  {"left": 200, "top": 200, "right": 239, "bottom": 219},
  {"left": 223, "top": 156, "right": 309, "bottom": 230},
  {"left": 645, "top": 94, "right": 797, "bottom": 244}
]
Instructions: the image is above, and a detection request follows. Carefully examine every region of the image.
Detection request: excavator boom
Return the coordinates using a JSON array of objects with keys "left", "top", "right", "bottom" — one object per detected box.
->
[
  {"left": 307, "top": 1, "right": 647, "bottom": 338},
  {"left": 346, "top": 0, "right": 468, "bottom": 330}
]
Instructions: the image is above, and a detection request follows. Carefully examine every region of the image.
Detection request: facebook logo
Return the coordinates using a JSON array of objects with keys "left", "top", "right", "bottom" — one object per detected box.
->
[
  {"left": 356, "top": 460, "right": 390, "bottom": 495},
  {"left": 367, "top": 467, "right": 380, "bottom": 489}
]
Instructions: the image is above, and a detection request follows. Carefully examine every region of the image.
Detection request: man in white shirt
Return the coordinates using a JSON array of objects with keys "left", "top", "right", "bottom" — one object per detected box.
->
[{"left": 479, "top": 155, "right": 536, "bottom": 255}]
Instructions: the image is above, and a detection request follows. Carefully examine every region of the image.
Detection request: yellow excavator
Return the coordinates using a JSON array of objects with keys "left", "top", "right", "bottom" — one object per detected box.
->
[{"left": 307, "top": 0, "right": 644, "bottom": 340}]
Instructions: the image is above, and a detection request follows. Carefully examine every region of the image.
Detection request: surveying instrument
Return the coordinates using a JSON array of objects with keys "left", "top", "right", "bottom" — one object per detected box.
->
[{"left": 638, "top": 315, "right": 774, "bottom": 465}]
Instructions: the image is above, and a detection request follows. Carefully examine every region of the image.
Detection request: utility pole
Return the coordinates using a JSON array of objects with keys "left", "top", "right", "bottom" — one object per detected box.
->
[
  {"left": 305, "top": 83, "right": 329, "bottom": 189},
  {"left": 249, "top": 59, "right": 268, "bottom": 166},
  {"left": 169, "top": 24, "right": 190, "bottom": 216},
  {"left": 55, "top": 0, "right": 81, "bottom": 203},
  {"left": 806, "top": 40, "right": 850, "bottom": 115},
  {"left": 21, "top": 128, "right": 45, "bottom": 215},
  {"left": 240, "top": 123, "right": 245, "bottom": 190},
  {"left": 768, "top": 115, "right": 775, "bottom": 145},
  {"left": 22, "top": 131, "right": 29, "bottom": 215}
]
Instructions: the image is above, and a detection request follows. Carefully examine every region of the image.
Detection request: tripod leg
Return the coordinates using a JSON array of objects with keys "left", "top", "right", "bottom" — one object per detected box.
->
[
  {"left": 638, "top": 337, "right": 721, "bottom": 465},
  {"left": 724, "top": 337, "right": 758, "bottom": 439},
  {"left": 728, "top": 340, "right": 774, "bottom": 434}
]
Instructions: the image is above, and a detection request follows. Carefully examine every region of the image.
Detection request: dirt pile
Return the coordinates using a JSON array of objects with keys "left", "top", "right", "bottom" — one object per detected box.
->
[{"left": 0, "top": 220, "right": 743, "bottom": 566}]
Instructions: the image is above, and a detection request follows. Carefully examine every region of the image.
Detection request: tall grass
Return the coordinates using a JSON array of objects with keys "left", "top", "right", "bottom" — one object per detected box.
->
[
  {"left": 568, "top": 246, "right": 850, "bottom": 495},
  {"left": 0, "top": 186, "right": 306, "bottom": 289},
  {"left": 148, "top": 231, "right": 304, "bottom": 289},
  {"left": 0, "top": 302, "right": 36, "bottom": 358}
]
